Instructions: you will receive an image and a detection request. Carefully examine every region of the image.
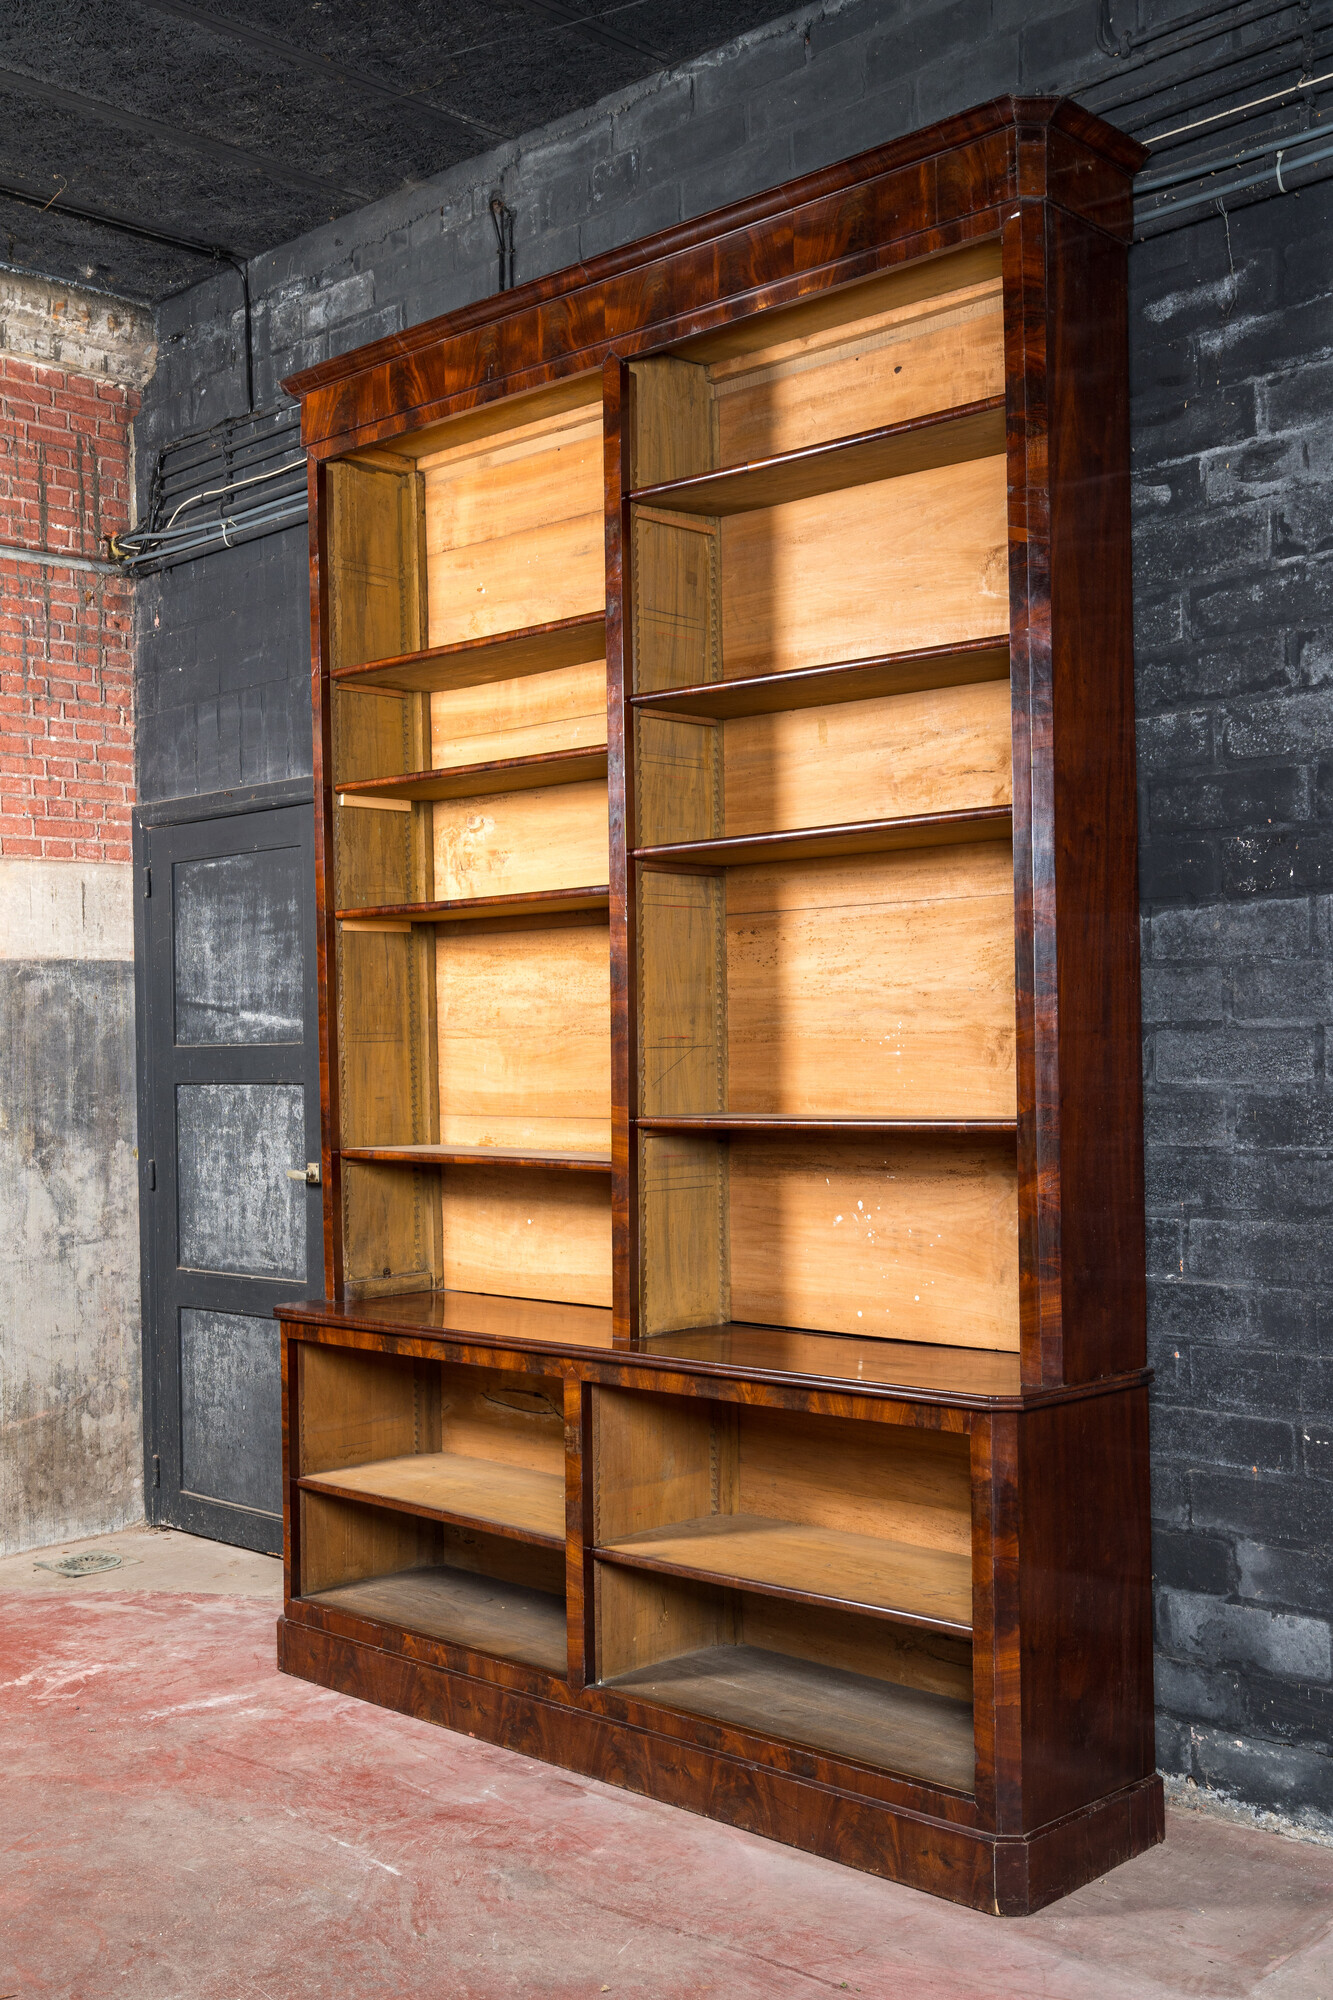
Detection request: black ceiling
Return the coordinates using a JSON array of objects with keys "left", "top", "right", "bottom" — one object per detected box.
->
[{"left": 0, "top": 0, "right": 785, "bottom": 303}]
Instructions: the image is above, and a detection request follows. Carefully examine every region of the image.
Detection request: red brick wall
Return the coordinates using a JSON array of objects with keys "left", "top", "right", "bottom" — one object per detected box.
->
[{"left": 0, "top": 355, "right": 138, "bottom": 863}]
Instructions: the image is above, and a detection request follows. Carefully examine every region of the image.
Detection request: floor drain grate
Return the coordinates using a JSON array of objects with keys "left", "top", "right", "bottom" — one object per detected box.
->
[{"left": 34, "top": 1552, "right": 124, "bottom": 1577}]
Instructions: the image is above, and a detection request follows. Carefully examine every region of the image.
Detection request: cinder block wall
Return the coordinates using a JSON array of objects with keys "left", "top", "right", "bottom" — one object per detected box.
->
[
  {"left": 0, "top": 275, "right": 154, "bottom": 1552},
  {"left": 136, "top": 0, "right": 1333, "bottom": 1826}
]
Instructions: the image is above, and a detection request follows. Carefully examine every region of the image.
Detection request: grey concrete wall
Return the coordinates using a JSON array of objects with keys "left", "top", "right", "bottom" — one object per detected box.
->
[
  {"left": 136, "top": 0, "right": 1333, "bottom": 1827},
  {"left": 0, "top": 271, "right": 152, "bottom": 1556},
  {"left": 0, "top": 862, "right": 142, "bottom": 1553}
]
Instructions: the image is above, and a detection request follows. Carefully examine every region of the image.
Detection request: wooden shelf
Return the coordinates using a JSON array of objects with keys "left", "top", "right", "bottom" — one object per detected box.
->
[
  {"left": 597, "top": 1515, "right": 972, "bottom": 1633},
  {"left": 340, "top": 1143, "right": 612, "bottom": 1173},
  {"left": 303, "top": 1564, "right": 567, "bottom": 1675},
  {"left": 602, "top": 1643, "right": 975, "bottom": 1791},
  {"left": 336, "top": 886, "right": 610, "bottom": 926},
  {"left": 634, "top": 807, "right": 1011, "bottom": 871},
  {"left": 331, "top": 612, "right": 607, "bottom": 695},
  {"left": 635, "top": 1116, "right": 1017, "bottom": 1139},
  {"left": 634, "top": 1323, "right": 1023, "bottom": 1399},
  {"left": 337, "top": 747, "right": 607, "bottom": 806},
  {"left": 629, "top": 398, "right": 1006, "bottom": 518},
  {"left": 299, "top": 1450, "right": 565, "bottom": 1544},
  {"left": 631, "top": 639, "right": 1010, "bottom": 720}
]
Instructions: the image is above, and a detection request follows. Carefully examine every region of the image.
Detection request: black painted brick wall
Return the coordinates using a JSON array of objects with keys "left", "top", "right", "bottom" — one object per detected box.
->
[
  {"left": 135, "top": 0, "right": 1333, "bottom": 1825},
  {"left": 1133, "top": 188, "right": 1333, "bottom": 1819}
]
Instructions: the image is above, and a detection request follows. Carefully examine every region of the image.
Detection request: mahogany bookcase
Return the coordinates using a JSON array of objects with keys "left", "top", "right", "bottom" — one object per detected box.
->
[{"left": 276, "top": 94, "right": 1159, "bottom": 1914}]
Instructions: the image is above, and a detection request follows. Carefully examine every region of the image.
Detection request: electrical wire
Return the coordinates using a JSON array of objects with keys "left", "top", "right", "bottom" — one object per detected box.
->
[
  {"left": 162, "top": 456, "right": 306, "bottom": 531},
  {"left": 1145, "top": 64, "right": 1333, "bottom": 145}
]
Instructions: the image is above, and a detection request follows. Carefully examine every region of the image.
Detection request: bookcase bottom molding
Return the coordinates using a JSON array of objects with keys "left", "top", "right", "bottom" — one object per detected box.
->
[{"left": 275, "top": 1615, "right": 1163, "bottom": 1914}]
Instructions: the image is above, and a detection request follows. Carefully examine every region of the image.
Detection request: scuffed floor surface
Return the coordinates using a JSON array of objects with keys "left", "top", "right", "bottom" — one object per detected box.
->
[{"left": 2, "top": 1540, "right": 1332, "bottom": 1999}]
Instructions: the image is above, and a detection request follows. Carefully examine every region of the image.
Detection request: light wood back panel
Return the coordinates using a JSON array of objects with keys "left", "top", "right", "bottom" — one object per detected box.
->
[
  {"left": 639, "top": 1133, "right": 729, "bottom": 1334},
  {"left": 637, "top": 870, "right": 726, "bottom": 1116},
  {"left": 635, "top": 713, "right": 722, "bottom": 849},
  {"left": 593, "top": 1385, "right": 969, "bottom": 1553},
  {"left": 439, "top": 1164, "right": 612, "bottom": 1306},
  {"left": 728, "top": 1137, "right": 1020, "bottom": 1349},
  {"left": 300, "top": 1489, "right": 438, "bottom": 1595},
  {"left": 421, "top": 395, "right": 605, "bottom": 646},
  {"left": 674, "top": 241, "right": 1002, "bottom": 372},
  {"left": 720, "top": 679, "right": 1012, "bottom": 836},
  {"left": 595, "top": 1563, "right": 970, "bottom": 1700},
  {"left": 340, "top": 1158, "right": 439, "bottom": 1295},
  {"left": 741, "top": 1593, "right": 972, "bottom": 1702},
  {"left": 432, "top": 779, "right": 608, "bottom": 901},
  {"left": 326, "top": 458, "right": 426, "bottom": 674},
  {"left": 711, "top": 270, "right": 1003, "bottom": 463},
  {"left": 435, "top": 1362, "right": 565, "bottom": 1473},
  {"left": 720, "top": 455, "right": 1008, "bottom": 678},
  {"left": 436, "top": 922, "right": 610, "bottom": 1150},
  {"left": 632, "top": 511, "right": 721, "bottom": 693},
  {"left": 628, "top": 356, "right": 717, "bottom": 487},
  {"left": 429, "top": 659, "right": 607, "bottom": 770},
  {"left": 592, "top": 1385, "right": 717, "bottom": 1542},
  {"left": 735, "top": 1408, "right": 970, "bottom": 1552},
  {"left": 338, "top": 920, "right": 441, "bottom": 1291},
  {"left": 725, "top": 843, "right": 1017, "bottom": 1119},
  {"left": 299, "top": 1344, "right": 440, "bottom": 1475}
]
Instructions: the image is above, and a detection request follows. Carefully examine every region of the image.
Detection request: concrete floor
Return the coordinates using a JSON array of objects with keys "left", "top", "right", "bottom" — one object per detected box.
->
[{"left": 2, "top": 1529, "right": 1331, "bottom": 2000}]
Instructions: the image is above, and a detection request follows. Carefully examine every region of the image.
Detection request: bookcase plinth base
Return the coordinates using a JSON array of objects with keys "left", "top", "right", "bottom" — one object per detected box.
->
[{"left": 276, "top": 1613, "right": 1163, "bottom": 1916}]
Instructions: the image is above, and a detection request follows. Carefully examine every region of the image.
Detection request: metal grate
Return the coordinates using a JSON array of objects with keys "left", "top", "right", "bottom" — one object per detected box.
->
[
  {"left": 113, "top": 401, "right": 307, "bottom": 572},
  {"left": 34, "top": 1551, "right": 124, "bottom": 1576}
]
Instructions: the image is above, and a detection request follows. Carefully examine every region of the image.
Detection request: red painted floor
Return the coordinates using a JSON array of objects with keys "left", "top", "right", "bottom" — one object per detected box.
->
[{"left": 2, "top": 1566, "right": 1331, "bottom": 1998}]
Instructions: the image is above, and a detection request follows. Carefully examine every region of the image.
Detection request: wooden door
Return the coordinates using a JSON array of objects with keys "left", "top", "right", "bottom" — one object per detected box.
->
[{"left": 141, "top": 803, "right": 321, "bottom": 1552}]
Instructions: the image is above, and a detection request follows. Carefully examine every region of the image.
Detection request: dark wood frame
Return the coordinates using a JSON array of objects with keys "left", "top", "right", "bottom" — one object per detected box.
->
[{"left": 277, "top": 94, "right": 1160, "bottom": 1914}]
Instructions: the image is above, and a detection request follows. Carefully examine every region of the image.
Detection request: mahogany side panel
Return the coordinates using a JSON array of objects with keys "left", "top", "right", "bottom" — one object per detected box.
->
[
  {"left": 1017, "top": 1387, "right": 1157, "bottom": 1828},
  {"left": 1044, "top": 201, "right": 1146, "bottom": 1386},
  {"left": 605, "top": 354, "right": 638, "bottom": 1345},
  {"left": 309, "top": 456, "right": 342, "bottom": 1298}
]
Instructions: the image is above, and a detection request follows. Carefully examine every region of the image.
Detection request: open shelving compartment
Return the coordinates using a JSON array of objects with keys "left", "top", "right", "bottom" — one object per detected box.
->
[
  {"left": 591, "top": 1386, "right": 975, "bottom": 1793},
  {"left": 296, "top": 1342, "right": 568, "bottom": 1674},
  {"left": 326, "top": 375, "right": 614, "bottom": 1314},
  {"left": 626, "top": 241, "right": 1021, "bottom": 1373}
]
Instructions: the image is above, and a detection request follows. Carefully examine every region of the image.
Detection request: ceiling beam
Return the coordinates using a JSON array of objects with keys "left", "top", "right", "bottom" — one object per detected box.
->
[
  {"left": 139, "top": 0, "right": 508, "bottom": 146},
  {"left": 0, "top": 64, "right": 369, "bottom": 206}
]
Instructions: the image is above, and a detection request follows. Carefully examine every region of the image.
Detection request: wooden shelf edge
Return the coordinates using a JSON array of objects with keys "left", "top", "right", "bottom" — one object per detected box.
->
[
  {"left": 336, "top": 886, "right": 610, "bottom": 925},
  {"left": 337, "top": 746, "right": 608, "bottom": 805},
  {"left": 630, "top": 638, "right": 1011, "bottom": 719},
  {"left": 629, "top": 396, "right": 1007, "bottom": 517},
  {"left": 339, "top": 1144, "right": 613, "bottom": 1173},
  {"left": 330, "top": 611, "right": 607, "bottom": 694},
  {"left": 594, "top": 1542, "right": 973, "bottom": 1637},
  {"left": 297, "top": 1471, "right": 565, "bottom": 1547},
  {"left": 635, "top": 1117, "right": 1017, "bottom": 1138},
  {"left": 633, "top": 806, "right": 1012, "bottom": 870}
]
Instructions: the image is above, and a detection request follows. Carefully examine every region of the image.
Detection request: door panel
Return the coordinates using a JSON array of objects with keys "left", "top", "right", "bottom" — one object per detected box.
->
[
  {"left": 176, "top": 1082, "right": 307, "bottom": 1278},
  {"left": 179, "top": 1308, "right": 284, "bottom": 1516},
  {"left": 173, "top": 848, "right": 305, "bottom": 1045},
  {"left": 144, "top": 804, "right": 320, "bottom": 1552}
]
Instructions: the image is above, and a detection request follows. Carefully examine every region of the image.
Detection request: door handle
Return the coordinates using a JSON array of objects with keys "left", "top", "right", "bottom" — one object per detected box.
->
[{"left": 288, "top": 1162, "right": 321, "bottom": 1186}]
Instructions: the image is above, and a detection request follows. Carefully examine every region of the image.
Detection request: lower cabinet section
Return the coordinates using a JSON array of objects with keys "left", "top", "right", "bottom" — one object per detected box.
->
[
  {"left": 305, "top": 1563, "right": 568, "bottom": 1676},
  {"left": 602, "top": 1632, "right": 975, "bottom": 1793},
  {"left": 280, "top": 1313, "right": 1162, "bottom": 1913}
]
